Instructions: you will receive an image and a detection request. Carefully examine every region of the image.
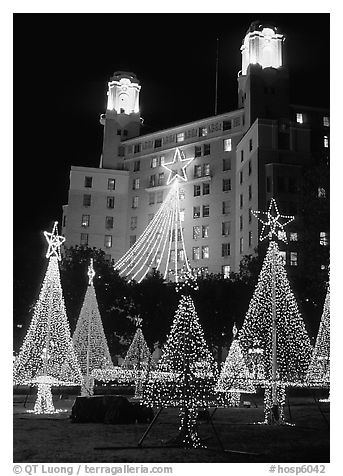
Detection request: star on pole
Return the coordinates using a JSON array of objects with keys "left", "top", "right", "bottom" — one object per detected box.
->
[
  {"left": 252, "top": 198, "right": 295, "bottom": 243},
  {"left": 87, "top": 258, "right": 96, "bottom": 285},
  {"left": 44, "top": 221, "right": 65, "bottom": 260},
  {"left": 162, "top": 148, "right": 194, "bottom": 185}
]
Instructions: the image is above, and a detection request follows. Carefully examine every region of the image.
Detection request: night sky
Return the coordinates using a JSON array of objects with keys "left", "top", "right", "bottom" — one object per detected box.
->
[{"left": 13, "top": 13, "right": 329, "bottom": 272}]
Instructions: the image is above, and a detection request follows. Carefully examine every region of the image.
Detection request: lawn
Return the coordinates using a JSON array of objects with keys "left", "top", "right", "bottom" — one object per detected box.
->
[{"left": 13, "top": 391, "right": 329, "bottom": 463}]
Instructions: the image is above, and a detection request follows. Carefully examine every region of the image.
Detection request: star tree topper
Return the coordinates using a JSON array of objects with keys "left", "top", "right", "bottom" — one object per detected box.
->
[
  {"left": 162, "top": 148, "right": 194, "bottom": 185},
  {"left": 88, "top": 259, "right": 96, "bottom": 285},
  {"left": 44, "top": 221, "right": 65, "bottom": 261},
  {"left": 252, "top": 198, "right": 294, "bottom": 243}
]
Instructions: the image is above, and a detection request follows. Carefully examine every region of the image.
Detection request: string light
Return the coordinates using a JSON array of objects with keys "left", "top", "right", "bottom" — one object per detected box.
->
[
  {"left": 13, "top": 223, "right": 82, "bottom": 414},
  {"left": 162, "top": 148, "right": 194, "bottom": 185},
  {"left": 252, "top": 198, "right": 294, "bottom": 243}
]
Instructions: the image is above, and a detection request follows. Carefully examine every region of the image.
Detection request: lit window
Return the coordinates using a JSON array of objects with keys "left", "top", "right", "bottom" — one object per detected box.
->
[
  {"left": 148, "top": 193, "right": 155, "bottom": 205},
  {"left": 290, "top": 232, "right": 298, "bottom": 242},
  {"left": 83, "top": 194, "right": 91, "bottom": 207},
  {"left": 129, "top": 235, "right": 136, "bottom": 247},
  {"left": 156, "top": 191, "right": 163, "bottom": 203},
  {"left": 278, "top": 230, "right": 286, "bottom": 241},
  {"left": 222, "top": 243, "right": 230, "bottom": 257},
  {"left": 222, "top": 265, "right": 231, "bottom": 279},
  {"left": 203, "top": 144, "right": 211, "bottom": 156},
  {"left": 193, "top": 206, "right": 201, "bottom": 218},
  {"left": 203, "top": 164, "right": 210, "bottom": 176},
  {"left": 107, "top": 196, "right": 115, "bottom": 209},
  {"left": 279, "top": 251, "right": 286, "bottom": 265},
  {"left": 108, "top": 178, "right": 115, "bottom": 190},
  {"left": 202, "top": 225, "right": 209, "bottom": 238},
  {"left": 151, "top": 157, "right": 158, "bottom": 168},
  {"left": 179, "top": 188, "right": 185, "bottom": 200},
  {"left": 158, "top": 172, "right": 164, "bottom": 186},
  {"left": 290, "top": 252, "right": 298, "bottom": 266},
  {"left": 223, "top": 179, "right": 231, "bottom": 192},
  {"left": 223, "top": 158, "right": 231, "bottom": 171},
  {"left": 202, "top": 182, "right": 210, "bottom": 195},
  {"left": 194, "top": 165, "right": 202, "bottom": 178},
  {"left": 249, "top": 231, "right": 253, "bottom": 247},
  {"left": 132, "top": 196, "right": 139, "bottom": 209},
  {"left": 80, "top": 233, "right": 88, "bottom": 246},
  {"left": 195, "top": 145, "right": 202, "bottom": 157},
  {"left": 194, "top": 185, "right": 201, "bottom": 197},
  {"left": 105, "top": 216, "right": 114, "bottom": 229},
  {"left": 179, "top": 209, "right": 185, "bottom": 222},
  {"left": 193, "top": 226, "right": 201, "bottom": 240},
  {"left": 178, "top": 249, "right": 185, "bottom": 262},
  {"left": 176, "top": 132, "right": 185, "bottom": 143},
  {"left": 222, "top": 200, "right": 230, "bottom": 215},
  {"left": 130, "top": 216, "right": 137, "bottom": 230},
  {"left": 84, "top": 176, "right": 93, "bottom": 188},
  {"left": 132, "top": 178, "right": 140, "bottom": 190},
  {"left": 202, "top": 205, "right": 210, "bottom": 217},
  {"left": 323, "top": 116, "right": 329, "bottom": 127},
  {"left": 318, "top": 187, "right": 326, "bottom": 198},
  {"left": 222, "top": 222, "right": 230, "bottom": 236},
  {"left": 324, "top": 136, "right": 329, "bottom": 148},
  {"left": 296, "top": 113, "right": 303, "bottom": 124},
  {"left": 81, "top": 215, "right": 90, "bottom": 227},
  {"left": 159, "top": 156, "right": 165, "bottom": 166},
  {"left": 320, "top": 232, "right": 329, "bottom": 246},
  {"left": 202, "top": 246, "right": 209, "bottom": 259},
  {"left": 239, "top": 237, "right": 243, "bottom": 254},
  {"left": 192, "top": 247, "right": 200, "bottom": 260},
  {"left": 133, "top": 160, "right": 140, "bottom": 172},
  {"left": 104, "top": 235, "right": 112, "bottom": 248},
  {"left": 223, "top": 138, "right": 232, "bottom": 152},
  {"left": 199, "top": 127, "right": 208, "bottom": 137}
]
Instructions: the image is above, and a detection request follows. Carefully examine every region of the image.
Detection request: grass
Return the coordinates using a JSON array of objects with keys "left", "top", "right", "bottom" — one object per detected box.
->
[{"left": 13, "top": 392, "right": 329, "bottom": 463}]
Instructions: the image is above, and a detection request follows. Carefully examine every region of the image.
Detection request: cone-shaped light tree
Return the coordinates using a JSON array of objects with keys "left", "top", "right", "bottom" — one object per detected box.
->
[
  {"left": 306, "top": 281, "right": 330, "bottom": 388},
  {"left": 216, "top": 324, "right": 255, "bottom": 407},
  {"left": 142, "top": 272, "right": 218, "bottom": 448},
  {"left": 72, "top": 259, "right": 114, "bottom": 396},
  {"left": 13, "top": 222, "right": 82, "bottom": 413},
  {"left": 239, "top": 199, "right": 312, "bottom": 424}
]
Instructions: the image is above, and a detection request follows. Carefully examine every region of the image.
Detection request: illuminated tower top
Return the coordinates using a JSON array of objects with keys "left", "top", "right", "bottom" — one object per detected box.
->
[
  {"left": 106, "top": 71, "right": 141, "bottom": 115},
  {"left": 241, "top": 21, "right": 284, "bottom": 75}
]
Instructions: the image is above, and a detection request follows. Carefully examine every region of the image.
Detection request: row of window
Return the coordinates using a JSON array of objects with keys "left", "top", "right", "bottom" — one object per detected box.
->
[
  {"left": 296, "top": 113, "right": 330, "bottom": 128},
  {"left": 81, "top": 215, "right": 115, "bottom": 229},
  {"left": 266, "top": 176, "right": 299, "bottom": 194},
  {"left": 84, "top": 177, "right": 116, "bottom": 190},
  {"left": 80, "top": 233, "right": 113, "bottom": 248},
  {"left": 83, "top": 194, "right": 115, "bottom": 209}
]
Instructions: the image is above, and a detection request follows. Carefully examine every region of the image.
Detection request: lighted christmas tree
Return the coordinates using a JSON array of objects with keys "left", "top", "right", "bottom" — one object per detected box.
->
[
  {"left": 142, "top": 273, "right": 217, "bottom": 448},
  {"left": 216, "top": 324, "right": 255, "bottom": 407},
  {"left": 239, "top": 199, "right": 312, "bottom": 424},
  {"left": 72, "top": 259, "right": 114, "bottom": 396},
  {"left": 306, "top": 282, "right": 330, "bottom": 389},
  {"left": 13, "top": 222, "right": 82, "bottom": 413}
]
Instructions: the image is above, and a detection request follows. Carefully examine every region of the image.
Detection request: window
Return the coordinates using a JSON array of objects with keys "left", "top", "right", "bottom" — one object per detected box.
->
[
  {"left": 148, "top": 192, "right": 155, "bottom": 205},
  {"left": 118, "top": 145, "right": 125, "bottom": 156},
  {"left": 223, "top": 158, "right": 231, "bottom": 171},
  {"left": 107, "top": 196, "right": 115, "bottom": 209},
  {"left": 222, "top": 265, "right": 231, "bottom": 279},
  {"left": 132, "top": 178, "right": 140, "bottom": 190},
  {"left": 222, "top": 200, "right": 230, "bottom": 215},
  {"left": 290, "top": 252, "right": 298, "bottom": 266},
  {"left": 108, "top": 178, "right": 115, "bottom": 190},
  {"left": 81, "top": 214, "right": 90, "bottom": 227},
  {"left": 154, "top": 138, "right": 162, "bottom": 148},
  {"left": 123, "top": 130, "right": 128, "bottom": 137},
  {"left": 249, "top": 185, "right": 252, "bottom": 201},
  {"left": 84, "top": 176, "right": 93, "bottom": 188},
  {"left": 156, "top": 191, "right": 163, "bottom": 203},
  {"left": 194, "top": 165, "right": 202, "bottom": 178},
  {"left": 179, "top": 188, "right": 185, "bottom": 200},
  {"left": 179, "top": 209, "right": 185, "bottom": 222},
  {"left": 176, "top": 132, "right": 185, "bottom": 143},
  {"left": 132, "top": 196, "right": 139, "bottom": 209},
  {"left": 240, "top": 171, "right": 243, "bottom": 184},
  {"left": 202, "top": 205, "right": 210, "bottom": 217},
  {"left": 149, "top": 175, "right": 156, "bottom": 187},
  {"left": 63, "top": 215, "right": 66, "bottom": 227},
  {"left": 240, "top": 150, "right": 244, "bottom": 162},
  {"left": 248, "top": 160, "right": 252, "bottom": 176},
  {"left": 248, "top": 231, "right": 253, "bottom": 247},
  {"left": 158, "top": 172, "right": 164, "bottom": 186},
  {"left": 193, "top": 206, "right": 201, "bottom": 218},
  {"left": 134, "top": 144, "right": 141, "bottom": 154},
  {"left": 80, "top": 233, "right": 88, "bottom": 246},
  {"left": 320, "top": 232, "right": 329, "bottom": 246},
  {"left": 133, "top": 160, "right": 140, "bottom": 172},
  {"left": 266, "top": 176, "right": 271, "bottom": 193},
  {"left": 249, "top": 138, "right": 253, "bottom": 152},
  {"left": 296, "top": 113, "right": 303, "bottom": 124},
  {"left": 202, "top": 182, "right": 210, "bottom": 195},
  {"left": 194, "top": 185, "right": 201, "bottom": 196},
  {"left": 240, "top": 215, "right": 243, "bottom": 231},
  {"left": 178, "top": 249, "right": 185, "bottom": 262},
  {"left": 318, "top": 187, "right": 326, "bottom": 198},
  {"left": 83, "top": 194, "right": 91, "bottom": 207},
  {"left": 202, "top": 225, "right": 209, "bottom": 238},
  {"left": 202, "top": 246, "right": 209, "bottom": 259},
  {"left": 222, "top": 221, "right": 230, "bottom": 236},
  {"left": 279, "top": 251, "right": 286, "bottom": 265},
  {"left": 195, "top": 145, "right": 202, "bottom": 157},
  {"left": 159, "top": 156, "right": 165, "bottom": 166},
  {"left": 249, "top": 208, "right": 252, "bottom": 223},
  {"left": 148, "top": 213, "right": 154, "bottom": 223},
  {"left": 151, "top": 157, "right": 158, "bottom": 168},
  {"left": 324, "top": 136, "right": 329, "bottom": 148},
  {"left": 290, "top": 232, "right": 298, "bottom": 241},
  {"left": 203, "top": 164, "right": 210, "bottom": 176},
  {"left": 192, "top": 247, "right": 200, "bottom": 260},
  {"left": 222, "top": 243, "right": 230, "bottom": 257},
  {"left": 223, "top": 178, "right": 231, "bottom": 192},
  {"left": 129, "top": 235, "right": 136, "bottom": 247},
  {"left": 193, "top": 226, "right": 201, "bottom": 240},
  {"left": 104, "top": 235, "right": 112, "bottom": 248},
  {"left": 203, "top": 143, "right": 211, "bottom": 155},
  {"left": 240, "top": 194, "right": 243, "bottom": 208},
  {"left": 240, "top": 237, "right": 243, "bottom": 254},
  {"left": 105, "top": 216, "right": 114, "bottom": 229},
  {"left": 223, "top": 120, "right": 232, "bottom": 131},
  {"left": 278, "top": 230, "right": 287, "bottom": 242},
  {"left": 130, "top": 216, "right": 137, "bottom": 230},
  {"left": 223, "top": 138, "right": 232, "bottom": 152},
  {"left": 323, "top": 116, "right": 330, "bottom": 127},
  {"left": 199, "top": 127, "right": 208, "bottom": 137}
]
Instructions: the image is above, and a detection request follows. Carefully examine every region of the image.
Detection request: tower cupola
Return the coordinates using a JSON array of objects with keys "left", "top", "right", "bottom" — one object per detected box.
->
[{"left": 106, "top": 71, "right": 141, "bottom": 115}]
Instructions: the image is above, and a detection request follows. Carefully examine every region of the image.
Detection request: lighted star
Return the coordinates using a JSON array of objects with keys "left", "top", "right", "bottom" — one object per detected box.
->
[
  {"left": 252, "top": 198, "right": 294, "bottom": 243},
  {"left": 135, "top": 316, "right": 143, "bottom": 327},
  {"left": 88, "top": 259, "right": 96, "bottom": 285},
  {"left": 44, "top": 221, "right": 65, "bottom": 260},
  {"left": 162, "top": 148, "right": 194, "bottom": 185}
]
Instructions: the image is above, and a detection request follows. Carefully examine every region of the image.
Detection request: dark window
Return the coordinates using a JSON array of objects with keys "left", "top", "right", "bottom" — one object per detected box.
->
[
  {"left": 134, "top": 144, "right": 141, "bottom": 153},
  {"left": 83, "top": 194, "right": 91, "bottom": 207},
  {"left": 202, "top": 205, "right": 210, "bottom": 217},
  {"left": 203, "top": 144, "right": 211, "bottom": 156},
  {"left": 154, "top": 138, "right": 162, "bottom": 148},
  {"left": 223, "top": 158, "right": 231, "bottom": 171},
  {"left": 240, "top": 194, "right": 243, "bottom": 208},
  {"left": 223, "top": 120, "right": 232, "bottom": 131},
  {"left": 222, "top": 222, "right": 230, "bottom": 236},
  {"left": 222, "top": 243, "right": 230, "bottom": 257},
  {"left": 240, "top": 171, "right": 243, "bottom": 184},
  {"left": 202, "top": 182, "right": 210, "bottom": 195},
  {"left": 240, "top": 215, "right": 243, "bottom": 231},
  {"left": 240, "top": 150, "right": 244, "bottom": 162},
  {"left": 133, "top": 160, "right": 140, "bottom": 172},
  {"left": 123, "top": 130, "right": 128, "bottom": 137},
  {"left": 249, "top": 138, "right": 253, "bottom": 152},
  {"left": 107, "top": 196, "right": 115, "bottom": 209},
  {"left": 84, "top": 176, "right": 93, "bottom": 188},
  {"left": 223, "top": 179, "right": 231, "bottom": 192},
  {"left": 249, "top": 185, "right": 252, "bottom": 201},
  {"left": 222, "top": 200, "right": 230, "bottom": 215},
  {"left": 248, "top": 160, "right": 252, "bottom": 176},
  {"left": 195, "top": 145, "right": 202, "bottom": 157},
  {"left": 194, "top": 185, "right": 201, "bottom": 196},
  {"left": 80, "top": 233, "right": 88, "bottom": 246},
  {"left": 149, "top": 175, "right": 156, "bottom": 187},
  {"left": 194, "top": 165, "right": 202, "bottom": 178},
  {"left": 105, "top": 216, "right": 114, "bottom": 229}
]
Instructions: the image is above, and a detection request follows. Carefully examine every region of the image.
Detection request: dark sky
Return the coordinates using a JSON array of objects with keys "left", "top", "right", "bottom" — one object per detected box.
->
[{"left": 14, "top": 13, "right": 329, "bottom": 261}]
